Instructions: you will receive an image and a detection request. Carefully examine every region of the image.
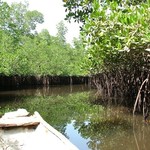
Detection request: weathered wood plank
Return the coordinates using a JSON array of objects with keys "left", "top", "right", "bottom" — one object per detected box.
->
[{"left": 0, "top": 116, "right": 40, "bottom": 127}]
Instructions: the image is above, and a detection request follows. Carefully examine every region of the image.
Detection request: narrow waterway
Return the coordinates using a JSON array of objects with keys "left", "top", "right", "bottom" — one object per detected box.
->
[{"left": 0, "top": 85, "right": 150, "bottom": 150}]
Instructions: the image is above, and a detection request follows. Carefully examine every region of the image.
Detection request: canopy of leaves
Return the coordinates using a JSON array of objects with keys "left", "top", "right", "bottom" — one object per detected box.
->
[
  {"left": 63, "top": 0, "right": 150, "bottom": 74},
  {"left": 0, "top": 1, "right": 87, "bottom": 76},
  {"left": 63, "top": 0, "right": 147, "bottom": 23}
]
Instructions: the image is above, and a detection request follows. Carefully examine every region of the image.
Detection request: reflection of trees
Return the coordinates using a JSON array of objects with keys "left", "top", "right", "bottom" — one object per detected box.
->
[
  {"left": 2, "top": 89, "right": 150, "bottom": 150},
  {"left": 0, "top": 91, "right": 92, "bottom": 136},
  {"left": 73, "top": 115, "right": 133, "bottom": 150},
  {"left": 72, "top": 105, "right": 150, "bottom": 150},
  {"left": 0, "top": 91, "right": 134, "bottom": 150},
  {"left": 133, "top": 118, "right": 150, "bottom": 150}
]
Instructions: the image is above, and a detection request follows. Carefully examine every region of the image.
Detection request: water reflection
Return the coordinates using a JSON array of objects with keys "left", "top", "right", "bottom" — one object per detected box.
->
[
  {"left": 0, "top": 85, "right": 150, "bottom": 150},
  {"left": 0, "top": 85, "right": 90, "bottom": 97},
  {"left": 66, "top": 120, "right": 91, "bottom": 150}
]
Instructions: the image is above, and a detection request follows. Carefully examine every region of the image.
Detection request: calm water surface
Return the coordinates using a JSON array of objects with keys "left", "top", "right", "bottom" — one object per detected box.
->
[{"left": 0, "top": 85, "right": 150, "bottom": 150}]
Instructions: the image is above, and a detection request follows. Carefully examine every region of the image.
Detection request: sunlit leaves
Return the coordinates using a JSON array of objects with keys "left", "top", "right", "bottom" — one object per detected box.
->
[
  {"left": 0, "top": 1, "right": 86, "bottom": 76},
  {"left": 25, "top": 10, "right": 44, "bottom": 33},
  {"left": 81, "top": 1, "right": 150, "bottom": 73},
  {"left": 63, "top": 0, "right": 150, "bottom": 74},
  {"left": 56, "top": 21, "right": 68, "bottom": 45},
  {"left": 63, "top": 0, "right": 93, "bottom": 23}
]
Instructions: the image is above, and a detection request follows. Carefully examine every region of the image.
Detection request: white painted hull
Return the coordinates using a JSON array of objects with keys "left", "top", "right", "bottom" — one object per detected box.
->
[{"left": 0, "top": 109, "right": 78, "bottom": 150}]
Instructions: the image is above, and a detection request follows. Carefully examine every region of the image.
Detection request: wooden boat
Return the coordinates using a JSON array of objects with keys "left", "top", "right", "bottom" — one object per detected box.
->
[{"left": 0, "top": 109, "right": 79, "bottom": 150}]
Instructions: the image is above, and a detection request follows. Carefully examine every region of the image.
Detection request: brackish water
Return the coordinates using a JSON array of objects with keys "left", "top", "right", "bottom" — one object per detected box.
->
[{"left": 0, "top": 85, "right": 150, "bottom": 150}]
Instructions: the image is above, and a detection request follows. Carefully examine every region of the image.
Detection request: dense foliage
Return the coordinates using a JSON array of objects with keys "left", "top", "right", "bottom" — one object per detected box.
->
[
  {"left": 64, "top": 0, "right": 150, "bottom": 74},
  {"left": 0, "top": 0, "right": 87, "bottom": 76},
  {"left": 63, "top": 0, "right": 150, "bottom": 118}
]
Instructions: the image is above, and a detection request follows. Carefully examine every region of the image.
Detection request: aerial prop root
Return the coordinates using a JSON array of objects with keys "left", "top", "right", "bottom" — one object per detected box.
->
[{"left": 133, "top": 74, "right": 149, "bottom": 120}]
